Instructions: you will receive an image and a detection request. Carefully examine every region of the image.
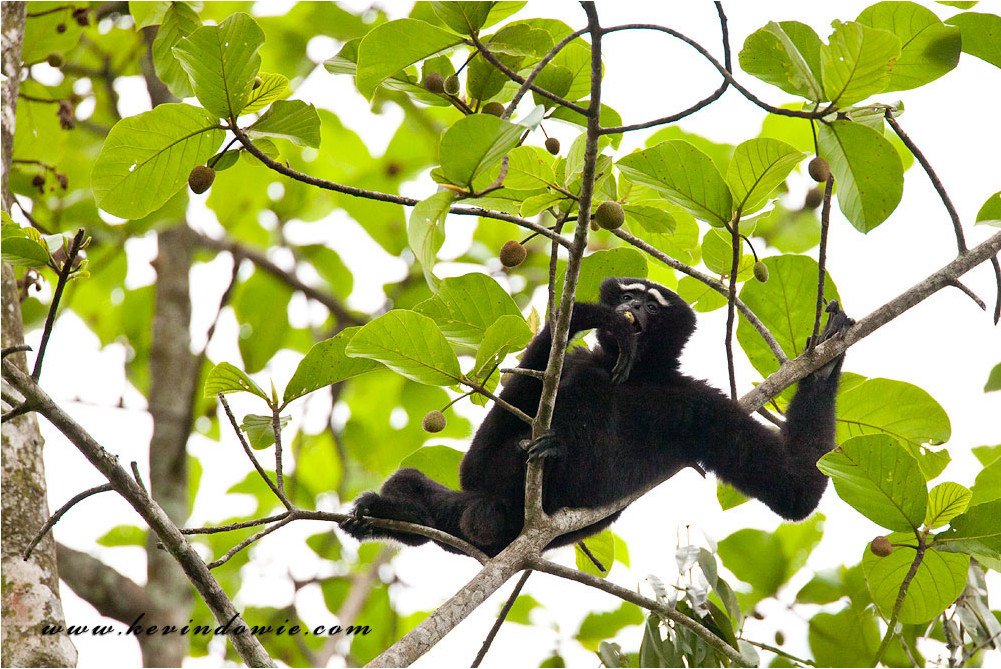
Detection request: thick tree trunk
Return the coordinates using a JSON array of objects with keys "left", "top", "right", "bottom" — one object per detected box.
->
[{"left": 1, "top": 2, "right": 78, "bottom": 666}]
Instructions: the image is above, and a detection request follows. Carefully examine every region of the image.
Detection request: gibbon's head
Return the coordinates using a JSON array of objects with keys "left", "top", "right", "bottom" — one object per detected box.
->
[{"left": 599, "top": 277, "right": 696, "bottom": 364}]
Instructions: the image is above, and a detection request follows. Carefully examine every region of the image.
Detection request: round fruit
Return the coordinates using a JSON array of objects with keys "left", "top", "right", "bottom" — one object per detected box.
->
[
  {"left": 753, "top": 261, "right": 769, "bottom": 283},
  {"left": 481, "top": 101, "right": 505, "bottom": 117},
  {"left": 808, "top": 156, "right": 831, "bottom": 183},
  {"left": 870, "top": 535, "right": 893, "bottom": 557},
  {"left": 423, "top": 72, "right": 445, "bottom": 94},
  {"left": 56, "top": 22, "right": 67, "bottom": 33},
  {"left": 804, "top": 186, "right": 824, "bottom": 209},
  {"left": 422, "top": 410, "right": 446, "bottom": 433},
  {"left": 499, "top": 240, "right": 527, "bottom": 268},
  {"left": 774, "top": 631, "right": 785, "bottom": 646},
  {"left": 46, "top": 53, "right": 64, "bottom": 68},
  {"left": 444, "top": 75, "right": 460, "bottom": 96},
  {"left": 594, "top": 201, "right": 625, "bottom": 230},
  {"left": 545, "top": 137, "right": 561, "bottom": 155},
  {"left": 187, "top": 165, "right": 216, "bottom": 194}
]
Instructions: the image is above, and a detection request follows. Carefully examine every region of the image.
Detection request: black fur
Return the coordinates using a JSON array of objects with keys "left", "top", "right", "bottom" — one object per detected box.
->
[{"left": 340, "top": 278, "right": 851, "bottom": 557}]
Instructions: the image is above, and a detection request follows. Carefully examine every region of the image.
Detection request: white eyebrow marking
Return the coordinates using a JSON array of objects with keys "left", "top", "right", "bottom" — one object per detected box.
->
[
  {"left": 647, "top": 288, "right": 670, "bottom": 306},
  {"left": 618, "top": 282, "right": 647, "bottom": 292}
]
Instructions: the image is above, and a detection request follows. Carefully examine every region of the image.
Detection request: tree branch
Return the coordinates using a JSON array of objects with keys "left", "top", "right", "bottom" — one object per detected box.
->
[{"left": 56, "top": 543, "right": 150, "bottom": 625}]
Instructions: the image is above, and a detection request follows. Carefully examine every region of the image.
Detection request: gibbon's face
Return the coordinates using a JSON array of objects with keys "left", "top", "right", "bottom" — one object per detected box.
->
[{"left": 601, "top": 279, "right": 676, "bottom": 334}]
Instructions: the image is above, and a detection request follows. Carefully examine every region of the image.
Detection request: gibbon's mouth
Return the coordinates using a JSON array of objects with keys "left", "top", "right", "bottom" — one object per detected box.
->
[{"left": 621, "top": 309, "right": 644, "bottom": 333}]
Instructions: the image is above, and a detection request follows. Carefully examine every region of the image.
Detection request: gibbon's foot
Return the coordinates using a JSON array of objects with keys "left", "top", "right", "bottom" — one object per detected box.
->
[
  {"left": 338, "top": 492, "right": 380, "bottom": 539},
  {"left": 521, "top": 430, "right": 561, "bottom": 462},
  {"left": 808, "top": 300, "right": 855, "bottom": 379}
]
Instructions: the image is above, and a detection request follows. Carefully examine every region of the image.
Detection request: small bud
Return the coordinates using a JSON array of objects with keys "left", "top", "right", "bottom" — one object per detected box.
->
[
  {"left": 422, "top": 410, "right": 446, "bottom": 433},
  {"left": 499, "top": 240, "right": 527, "bottom": 268}
]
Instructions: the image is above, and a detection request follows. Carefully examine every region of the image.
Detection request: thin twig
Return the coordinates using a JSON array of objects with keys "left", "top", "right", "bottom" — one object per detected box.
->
[
  {"left": 874, "top": 540, "right": 927, "bottom": 665},
  {"left": 742, "top": 638, "right": 816, "bottom": 667},
  {"left": 207, "top": 515, "right": 294, "bottom": 569},
  {"left": 24, "top": 484, "right": 113, "bottom": 559},
  {"left": 500, "top": 367, "right": 546, "bottom": 380},
  {"left": 130, "top": 461, "right": 148, "bottom": 496},
  {"left": 725, "top": 218, "right": 740, "bottom": 400},
  {"left": 272, "top": 408, "right": 286, "bottom": 501},
  {"left": 577, "top": 541, "right": 606, "bottom": 572},
  {"left": 462, "top": 378, "right": 533, "bottom": 425},
  {"left": 948, "top": 279, "right": 987, "bottom": 310},
  {"left": 32, "top": 228, "right": 86, "bottom": 381},
  {"left": 218, "top": 394, "right": 292, "bottom": 510},
  {"left": 471, "top": 569, "right": 533, "bottom": 667},
  {"left": 504, "top": 29, "right": 589, "bottom": 119},
  {"left": 182, "top": 513, "right": 291, "bottom": 535},
  {"left": 812, "top": 177, "right": 835, "bottom": 345}
]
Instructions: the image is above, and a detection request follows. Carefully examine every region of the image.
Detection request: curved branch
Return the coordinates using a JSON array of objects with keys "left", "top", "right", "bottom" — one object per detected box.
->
[
  {"left": 24, "top": 484, "right": 113, "bottom": 559},
  {"left": 505, "top": 28, "right": 589, "bottom": 119}
]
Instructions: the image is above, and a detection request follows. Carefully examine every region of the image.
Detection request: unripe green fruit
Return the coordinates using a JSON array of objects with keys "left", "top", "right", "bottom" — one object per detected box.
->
[
  {"left": 444, "top": 75, "right": 460, "bottom": 96},
  {"left": 422, "top": 410, "right": 446, "bottom": 433},
  {"left": 46, "top": 53, "right": 64, "bottom": 68},
  {"left": 187, "top": 165, "right": 216, "bottom": 194},
  {"left": 545, "top": 137, "right": 560, "bottom": 155},
  {"left": 499, "top": 240, "right": 527, "bottom": 268},
  {"left": 870, "top": 536, "right": 893, "bottom": 557},
  {"left": 774, "top": 631, "right": 785, "bottom": 646},
  {"left": 804, "top": 186, "right": 824, "bottom": 209},
  {"left": 594, "top": 201, "right": 625, "bottom": 230},
  {"left": 481, "top": 101, "right": 505, "bottom": 117},
  {"left": 753, "top": 261, "right": 769, "bottom": 283},
  {"left": 423, "top": 72, "right": 445, "bottom": 94},
  {"left": 808, "top": 156, "right": 831, "bottom": 183}
]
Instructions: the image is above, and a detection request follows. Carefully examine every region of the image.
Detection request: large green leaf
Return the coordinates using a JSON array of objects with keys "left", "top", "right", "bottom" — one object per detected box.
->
[
  {"left": 204, "top": 362, "right": 269, "bottom": 403},
  {"left": 439, "top": 114, "right": 525, "bottom": 188},
  {"left": 173, "top": 13, "right": 265, "bottom": 118},
  {"left": 241, "top": 72, "right": 292, "bottom": 115},
  {"left": 576, "top": 603, "right": 644, "bottom": 651},
  {"left": 233, "top": 270, "right": 292, "bottom": 374},
  {"left": 924, "top": 482, "right": 972, "bottom": 529},
  {"left": 821, "top": 21, "right": 901, "bottom": 106},
  {"left": 400, "top": 445, "right": 464, "bottom": 490},
  {"left": 283, "top": 328, "right": 382, "bottom": 405},
  {"left": 726, "top": 138, "right": 803, "bottom": 215},
  {"left": 247, "top": 100, "right": 321, "bottom": 148},
  {"left": 808, "top": 608, "right": 881, "bottom": 668},
  {"left": 556, "top": 247, "right": 649, "bottom": 303},
  {"left": 862, "top": 535, "right": 969, "bottom": 624},
  {"left": 431, "top": 2, "right": 492, "bottom": 35},
  {"left": 738, "top": 21, "right": 824, "bottom": 100},
  {"left": 947, "top": 12, "right": 1001, "bottom": 69},
  {"left": 92, "top": 104, "right": 225, "bottom": 219},
  {"left": 504, "top": 145, "right": 557, "bottom": 190},
  {"left": 835, "top": 374, "right": 952, "bottom": 480},
  {"left": 857, "top": 1, "right": 961, "bottom": 91},
  {"left": 345, "top": 310, "right": 462, "bottom": 385},
  {"left": 152, "top": 2, "right": 200, "bottom": 99},
  {"left": 818, "top": 120, "right": 903, "bottom": 232},
  {"left": 937, "top": 499, "right": 1001, "bottom": 563},
  {"left": 472, "top": 315, "right": 532, "bottom": 383},
  {"left": 355, "top": 19, "right": 465, "bottom": 98},
  {"left": 408, "top": 190, "right": 455, "bottom": 289},
  {"left": 735, "top": 254, "right": 839, "bottom": 376},
  {"left": 618, "top": 141, "right": 733, "bottom": 227},
  {"left": 415, "top": 273, "right": 522, "bottom": 347},
  {"left": 817, "top": 434, "right": 928, "bottom": 532}
]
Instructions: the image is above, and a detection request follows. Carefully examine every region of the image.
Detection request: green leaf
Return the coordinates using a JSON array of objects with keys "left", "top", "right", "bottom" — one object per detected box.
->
[
  {"left": 835, "top": 374, "right": 952, "bottom": 479},
  {"left": 857, "top": 2, "right": 961, "bottom": 91},
  {"left": 472, "top": 315, "right": 532, "bottom": 383},
  {"left": 247, "top": 100, "right": 321, "bottom": 148},
  {"left": 204, "top": 362, "right": 270, "bottom": 402},
  {"left": 976, "top": 191, "right": 1001, "bottom": 227},
  {"left": 576, "top": 603, "right": 644, "bottom": 651},
  {"left": 152, "top": 3, "right": 201, "bottom": 99},
  {"left": 726, "top": 138, "right": 803, "bottom": 215},
  {"left": 232, "top": 271, "right": 291, "bottom": 374},
  {"left": 439, "top": 114, "right": 525, "bottom": 187},
  {"left": 819, "top": 120, "right": 903, "bottom": 232},
  {"left": 863, "top": 536, "right": 969, "bottom": 624},
  {"left": 507, "top": 595, "right": 541, "bottom": 626},
  {"left": 504, "top": 146, "right": 556, "bottom": 190},
  {"left": 575, "top": 531, "right": 614, "bottom": 577},
  {"left": 431, "top": 2, "right": 492, "bottom": 35},
  {"left": 356, "top": 19, "right": 465, "bottom": 99},
  {"left": 736, "top": 255, "right": 839, "bottom": 376},
  {"left": 937, "top": 499, "right": 1001, "bottom": 562},
  {"left": 717, "top": 481, "right": 749, "bottom": 510},
  {"left": 408, "top": 190, "right": 455, "bottom": 289},
  {"left": 821, "top": 21, "right": 901, "bottom": 105},
  {"left": 130, "top": 1, "right": 171, "bottom": 29},
  {"left": 92, "top": 104, "right": 225, "bottom": 219},
  {"left": 415, "top": 273, "right": 522, "bottom": 348},
  {"left": 817, "top": 434, "right": 928, "bottom": 531},
  {"left": 240, "top": 413, "right": 289, "bottom": 450},
  {"left": 241, "top": 73, "right": 292, "bottom": 115},
  {"left": 283, "top": 328, "right": 382, "bottom": 405},
  {"left": 924, "top": 482, "right": 972, "bottom": 529},
  {"left": 345, "top": 310, "right": 461, "bottom": 385},
  {"left": 739, "top": 21, "right": 824, "bottom": 100},
  {"left": 400, "top": 445, "right": 464, "bottom": 490},
  {"left": 986, "top": 363, "right": 1001, "bottom": 392},
  {"left": 0, "top": 225, "right": 51, "bottom": 267},
  {"left": 617, "top": 141, "right": 733, "bottom": 227},
  {"left": 623, "top": 204, "right": 675, "bottom": 234},
  {"left": 947, "top": 12, "right": 1001, "bottom": 69},
  {"left": 809, "top": 608, "right": 882, "bottom": 667},
  {"left": 561, "top": 247, "right": 649, "bottom": 303},
  {"left": 173, "top": 13, "right": 265, "bottom": 118},
  {"left": 718, "top": 529, "right": 787, "bottom": 600},
  {"left": 97, "top": 524, "right": 147, "bottom": 547}
]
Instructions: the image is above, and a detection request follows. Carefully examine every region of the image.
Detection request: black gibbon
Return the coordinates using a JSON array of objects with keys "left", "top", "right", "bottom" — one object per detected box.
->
[{"left": 340, "top": 278, "right": 851, "bottom": 557}]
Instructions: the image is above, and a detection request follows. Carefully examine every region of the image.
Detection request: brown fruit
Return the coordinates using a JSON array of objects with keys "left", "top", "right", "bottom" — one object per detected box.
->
[
  {"left": 56, "top": 22, "right": 67, "bottom": 33},
  {"left": 808, "top": 156, "right": 831, "bottom": 183},
  {"left": 870, "top": 535, "right": 893, "bottom": 557},
  {"left": 73, "top": 8, "right": 90, "bottom": 25},
  {"left": 753, "top": 261, "right": 769, "bottom": 283},
  {"left": 594, "top": 201, "right": 625, "bottom": 230},
  {"left": 444, "top": 75, "right": 460, "bottom": 96},
  {"left": 423, "top": 72, "right": 445, "bottom": 94},
  {"left": 46, "top": 53, "right": 64, "bottom": 68},
  {"left": 481, "top": 101, "right": 505, "bottom": 117},
  {"left": 422, "top": 410, "right": 446, "bottom": 433},
  {"left": 804, "top": 186, "right": 824, "bottom": 209},
  {"left": 499, "top": 240, "right": 527, "bottom": 268},
  {"left": 545, "top": 137, "right": 561, "bottom": 155},
  {"left": 32, "top": 174, "right": 45, "bottom": 190},
  {"left": 187, "top": 165, "right": 216, "bottom": 194}
]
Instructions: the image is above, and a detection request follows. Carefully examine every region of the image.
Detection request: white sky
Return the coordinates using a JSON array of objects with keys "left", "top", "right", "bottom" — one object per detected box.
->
[{"left": 21, "top": 1, "right": 1001, "bottom": 667}]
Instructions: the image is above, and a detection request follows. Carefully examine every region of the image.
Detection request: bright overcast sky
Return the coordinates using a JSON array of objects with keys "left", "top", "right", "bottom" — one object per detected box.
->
[{"left": 28, "top": 1, "right": 1000, "bottom": 667}]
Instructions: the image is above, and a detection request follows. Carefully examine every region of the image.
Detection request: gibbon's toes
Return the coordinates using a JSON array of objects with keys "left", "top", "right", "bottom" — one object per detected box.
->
[
  {"left": 522, "top": 430, "right": 561, "bottom": 462},
  {"left": 339, "top": 498, "right": 376, "bottom": 537},
  {"left": 820, "top": 300, "right": 854, "bottom": 342}
]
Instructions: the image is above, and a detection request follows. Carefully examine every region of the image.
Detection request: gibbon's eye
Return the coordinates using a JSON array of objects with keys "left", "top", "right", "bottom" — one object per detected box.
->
[
  {"left": 621, "top": 293, "right": 633, "bottom": 302},
  {"left": 646, "top": 303, "right": 659, "bottom": 314}
]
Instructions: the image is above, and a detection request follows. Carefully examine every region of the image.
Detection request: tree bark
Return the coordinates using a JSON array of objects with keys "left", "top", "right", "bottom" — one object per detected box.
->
[{"left": 1, "top": 2, "right": 78, "bottom": 666}]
